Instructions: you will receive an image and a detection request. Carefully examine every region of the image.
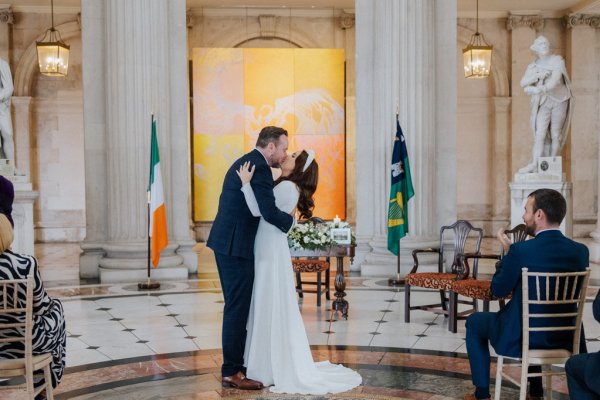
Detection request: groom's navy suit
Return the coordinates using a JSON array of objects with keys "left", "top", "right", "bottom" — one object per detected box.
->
[
  {"left": 466, "top": 230, "right": 589, "bottom": 397},
  {"left": 207, "top": 149, "right": 293, "bottom": 377},
  {"left": 566, "top": 291, "right": 600, "bottom": 399}
]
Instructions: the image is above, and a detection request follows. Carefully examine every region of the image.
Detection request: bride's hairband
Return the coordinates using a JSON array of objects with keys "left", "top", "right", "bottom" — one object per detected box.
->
[{"left": 302, "top": 150, "right": 315, "bottom": 172}]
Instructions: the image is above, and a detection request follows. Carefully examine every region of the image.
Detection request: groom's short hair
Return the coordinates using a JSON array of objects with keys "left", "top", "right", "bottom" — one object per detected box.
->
[{"left": 256, "top": 126, "right": 288, "bottom": 148}]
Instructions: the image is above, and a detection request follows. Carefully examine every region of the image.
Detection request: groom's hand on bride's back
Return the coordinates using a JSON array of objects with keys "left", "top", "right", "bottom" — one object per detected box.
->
[{"left": 236, "top": 161, "right": 255, "bottom": 184}]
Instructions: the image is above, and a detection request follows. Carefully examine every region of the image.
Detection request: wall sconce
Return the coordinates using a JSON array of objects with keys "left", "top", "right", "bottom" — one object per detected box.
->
[
  {"left": 36, "top": 0, "right": 70, "bottom": 76},
  {"left": 463, "top": 0, "right": 492, "bottom": 78}
]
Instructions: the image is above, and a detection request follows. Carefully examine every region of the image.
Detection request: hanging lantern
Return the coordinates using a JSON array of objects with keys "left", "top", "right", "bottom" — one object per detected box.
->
[
  {"left": 36, "top": 0, "right": 70, "bottom": 76},
  {"left": 463, "top": 0, "right": 492, "bottom": 78}
]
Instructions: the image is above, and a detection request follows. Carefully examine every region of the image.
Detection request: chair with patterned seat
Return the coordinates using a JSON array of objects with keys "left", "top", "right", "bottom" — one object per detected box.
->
[
  {"left": 292, "top": 258, "right": 330, "bottom": 307},
  {"left": 448, "top": 224, "right": 529, "bottom": 332},
  {"left": 291, "top": 217, "right": 330, "bottom": 307},
  {"left": 0, "top": 274, "right": 54, "bottom": 400},
  {"left": 404, "top": 220, "right": 483, "bottom": 323}
]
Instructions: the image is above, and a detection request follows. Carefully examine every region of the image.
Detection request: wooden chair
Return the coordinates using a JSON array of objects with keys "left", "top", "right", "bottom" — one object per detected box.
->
[
  {"left": 404, "top": 220, "right": 483, "bottom": 323},
  {"left": 448, "top": 224, "right": 529, "bottom": 332},
  {"left": 0, "top": 274, "right": 54, "bottom": 400},
  {"left": 292, "top": 258, "right": 330, "bottom": 307},
  {"left": 494, "top": 267, "right": 590, "bottom": 400}
]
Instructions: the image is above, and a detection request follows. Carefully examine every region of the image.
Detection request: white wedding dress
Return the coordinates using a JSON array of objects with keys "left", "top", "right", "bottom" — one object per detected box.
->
[{"left": 240, "top": 180, "right": 362, "bottom": 394}]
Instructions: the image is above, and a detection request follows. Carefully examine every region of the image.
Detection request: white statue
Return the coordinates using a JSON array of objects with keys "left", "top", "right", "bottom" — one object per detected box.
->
[
  {"left": 518, "top": 36, "right": 573, "bottom": 174},
  {"left": 0, "top": 57, "right": 16, "bottom": 164}
]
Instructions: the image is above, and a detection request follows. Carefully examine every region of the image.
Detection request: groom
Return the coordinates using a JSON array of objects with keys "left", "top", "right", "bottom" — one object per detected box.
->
[{"left": 207, "top": 126, "right": 294, "bottom": 390}]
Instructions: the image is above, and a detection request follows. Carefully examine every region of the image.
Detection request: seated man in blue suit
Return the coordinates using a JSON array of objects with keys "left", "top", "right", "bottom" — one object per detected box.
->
[
  {"left": 463, "top": 189, "right": 589, "bottom": 400},
  {"left": 565, "top": 291, "right": 600, "bottom": 399}
]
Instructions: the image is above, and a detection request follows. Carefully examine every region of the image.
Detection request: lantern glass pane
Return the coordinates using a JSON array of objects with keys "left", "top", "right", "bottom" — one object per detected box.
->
[{"left": 36, "top": 42, "right": 70, "bottom": 77}]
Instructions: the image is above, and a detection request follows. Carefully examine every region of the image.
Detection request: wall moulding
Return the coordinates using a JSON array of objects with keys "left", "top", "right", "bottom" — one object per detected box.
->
[
  {"left": 565, "top": 13, "right": 600, "bottom": 28},
  {"left": 506, "top": 14, "right": 545, "bottom": 31}
]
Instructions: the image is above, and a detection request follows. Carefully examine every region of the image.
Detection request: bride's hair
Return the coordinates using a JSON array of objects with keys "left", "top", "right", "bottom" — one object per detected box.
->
[{"left": 275, "top": 150, "right": 318, "bottom": 219}]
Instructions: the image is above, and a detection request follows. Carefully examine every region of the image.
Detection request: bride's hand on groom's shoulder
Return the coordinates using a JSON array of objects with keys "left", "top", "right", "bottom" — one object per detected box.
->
[{"left": 236, "top": 161, "right": 255, "bottom": 184}]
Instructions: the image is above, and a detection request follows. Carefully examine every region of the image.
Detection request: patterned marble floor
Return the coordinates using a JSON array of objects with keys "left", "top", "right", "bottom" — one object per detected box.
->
[{"left": 4, "top": 240, "right": 600, "bottom": 399}]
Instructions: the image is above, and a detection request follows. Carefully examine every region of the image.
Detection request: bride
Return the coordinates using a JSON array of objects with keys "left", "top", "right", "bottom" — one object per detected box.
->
[{"left": 236, "top": 149, "right": 362, "bottom": 395}]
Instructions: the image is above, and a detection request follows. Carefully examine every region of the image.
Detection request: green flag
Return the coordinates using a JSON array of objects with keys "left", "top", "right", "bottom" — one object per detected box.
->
[{"left": 387, "top": 118, "right": 414, "bottom": 256}]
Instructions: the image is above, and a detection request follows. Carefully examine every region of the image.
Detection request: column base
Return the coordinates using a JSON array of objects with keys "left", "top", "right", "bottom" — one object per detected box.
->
[
  {"left": 175, "top": 239, "right": 199, "bottom": 273},
  {"left": 99, "top": 265, "right": 189, "bottom": 283},
  {"left": 80, "top": 242, "right": 187, "bottom": 282},
  {"left": 11, "top": 179, "right": 38, "bottom": 256},
  {"left": 588, "top": 231, "right": 600, "bottom": 263},
  {"left": 359, "top": 235, "right": 439, "bottom": 277}
]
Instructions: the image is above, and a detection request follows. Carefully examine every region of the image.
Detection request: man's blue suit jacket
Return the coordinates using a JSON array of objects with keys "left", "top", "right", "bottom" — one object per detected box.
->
[
  {"left": 207, "top": 149, "right": 293, "bottom": 260},
  {"left": 489, "top": 230, "right": 589, "bottom": 358},
  {"left": 582, "top": 292, "right": 600, "bottom": 393}
]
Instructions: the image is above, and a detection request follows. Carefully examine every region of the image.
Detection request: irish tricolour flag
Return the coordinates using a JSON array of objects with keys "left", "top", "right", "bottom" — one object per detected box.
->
[{"left": 149, "top": 115, "right": 168, "bottom": 267}]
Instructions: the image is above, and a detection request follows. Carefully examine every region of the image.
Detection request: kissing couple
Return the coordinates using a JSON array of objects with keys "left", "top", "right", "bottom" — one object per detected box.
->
[{"left": 207, "top": 126, "right": 361, "bottom": 394}]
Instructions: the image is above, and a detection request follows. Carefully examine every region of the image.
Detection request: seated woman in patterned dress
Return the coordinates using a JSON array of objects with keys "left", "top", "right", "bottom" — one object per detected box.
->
[{"left": 0, "top": 180, "right": 67, "bottom": 392}]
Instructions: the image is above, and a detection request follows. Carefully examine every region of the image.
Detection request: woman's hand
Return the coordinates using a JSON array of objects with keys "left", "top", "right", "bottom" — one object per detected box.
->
[{"left": 236, "top": 161, "right": 255, "bottom": 184}]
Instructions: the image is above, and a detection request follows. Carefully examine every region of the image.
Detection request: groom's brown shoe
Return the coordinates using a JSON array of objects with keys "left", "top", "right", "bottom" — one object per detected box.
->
[{"left": 222, "top": 371, "right": 263, "bottom": 390}]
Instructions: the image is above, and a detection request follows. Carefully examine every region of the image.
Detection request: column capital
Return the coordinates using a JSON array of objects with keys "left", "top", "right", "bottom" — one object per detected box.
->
[
  {"left": 506, "top": 14, "right": 544, "bottom": 31},
  {"left": 0, "top": 7, "right": 14, "bottom": 24},
  {"left": 565, "top": 13, "right": 600, "bottom": 29},
  {"left": 339, "top": 11, "right": 355, "bottom": 30}
]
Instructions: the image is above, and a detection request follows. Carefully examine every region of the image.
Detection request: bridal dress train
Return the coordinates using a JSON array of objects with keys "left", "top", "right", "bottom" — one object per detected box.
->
[{"left": 241, "top": 180, "right": 362, "bottom": 395}]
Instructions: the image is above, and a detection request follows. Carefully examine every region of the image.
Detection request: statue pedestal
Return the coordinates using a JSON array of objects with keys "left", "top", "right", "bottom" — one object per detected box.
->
[
  {"left": 2, "top": 165, "right": 38, "bottom": 255},
  {"left": 510, "top": 162, "right": 572, "bottom": 237}
]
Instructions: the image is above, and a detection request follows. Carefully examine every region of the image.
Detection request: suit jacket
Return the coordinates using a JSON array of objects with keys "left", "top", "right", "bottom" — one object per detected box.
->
[
  {"left": 583, "top": 292, "right": 600, "bottom": 393},
  {"left": 489, "top": 230, "right": 589, "bottom": 358},
  {"left": 207, "top": 149, "right": 293, "bottom": 260}
]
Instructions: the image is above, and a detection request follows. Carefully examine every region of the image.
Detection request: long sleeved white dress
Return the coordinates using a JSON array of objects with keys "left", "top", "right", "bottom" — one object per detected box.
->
[{"left": 240, "top": 180, "right": 362, "bottom": 394}]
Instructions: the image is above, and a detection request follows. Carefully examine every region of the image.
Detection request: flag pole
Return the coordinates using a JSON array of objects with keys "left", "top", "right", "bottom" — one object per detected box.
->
[
  {"left": 139, "top": 113, "right": 160, "bottom": 290},
  {"left": 388, "top": 107, "right": 409, "bottom": 286},
  {"left": 388, "top": 239, "right": 404, "bottom": 286}
]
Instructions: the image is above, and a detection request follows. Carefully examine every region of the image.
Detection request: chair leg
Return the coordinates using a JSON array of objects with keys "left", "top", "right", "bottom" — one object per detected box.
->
[
  {"left": 519, "top": 360, "right": 528, "bottom": 400},
  {"left": 544, "top": 365, "right": 552, "bottom": 400},
  {"left": 494, "top": 356, "right": 504, "bottom": 400},
  {"left": 440, "top": 290, "right": 447, "bottom": 312},
  {"left": 296, "top": 272, "right": 303, "bottom": 298},
  {"left": 316, "top": 271, "right": 322, "bottom": 307},
  {"left": 483, "top": 300, "right": 490, "bottom": 312},
  {"left": 325, "top": 269, "right": 331, "bottom": 300},
  {"left": 448, "top": 291, "right": 458, "bottom": 333},
  {"left": 44, "top": 363, "right": 55, "bottom": 400},
  {"left": 404, "top": 283, "right": 411, "bottom": 323},
  {"left": 499, "top": 299, "right": 506, "bottom": 309}
]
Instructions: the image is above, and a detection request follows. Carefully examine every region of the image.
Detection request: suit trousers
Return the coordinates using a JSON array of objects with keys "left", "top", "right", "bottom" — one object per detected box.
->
[
  {"left": 466, "top": 312, "right": 542, "bottom": 397},
  {"left": 565, "top": 354, "right": 600, "bottom": 400},
  {"left": 215, "top": 252, "right": 255, "bottom": 377}
]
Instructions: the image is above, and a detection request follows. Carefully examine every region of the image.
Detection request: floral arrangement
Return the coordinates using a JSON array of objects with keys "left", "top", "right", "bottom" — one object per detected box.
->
[{"left": 287, "top": 220, "right": 355, "bottom": 251}]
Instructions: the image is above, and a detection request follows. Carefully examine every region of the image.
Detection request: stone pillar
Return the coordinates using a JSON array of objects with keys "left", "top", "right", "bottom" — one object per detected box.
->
[
  {"left": 507, "top": 14, "right": 544, "bottom": 176},
  {"left": 567, "top": 15, "right": 600, "bottom": 260},
  {"left": 491, "top": 97, "right": 512, "bottom": 232},
  {"left": 11, "top": 97, "right": 32, "bottom": 178},
  {"left": 355, "top": 0, "right": 456, "bottom": 276},
  {"left": 80, "top": 0, "right": 194, "bottom": 282},
  {"left": 566, "top": 14, "right": 600, "bottom": 238}
]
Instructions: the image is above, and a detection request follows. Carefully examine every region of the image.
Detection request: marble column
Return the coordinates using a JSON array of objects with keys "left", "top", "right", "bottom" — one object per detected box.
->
[
  {"left": 567, "top": 14, "right": 600, "bottom": 260},
  {"left": 507, "top": 14, "right": 544, "bottom": 177},
  {"left": 566, "top": 14, "right": 600, "bottom": 239},
  {"left": 355, "top": 0, "right": 457, "bottom": 276},
  {"left": 80, "top": 0, "right": 195, "bottom": 282}
]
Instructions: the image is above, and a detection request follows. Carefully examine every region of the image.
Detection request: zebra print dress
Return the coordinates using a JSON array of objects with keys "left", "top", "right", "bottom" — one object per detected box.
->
[{"left": 0, "top": 250, "right": 66, "bottom": 388}]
